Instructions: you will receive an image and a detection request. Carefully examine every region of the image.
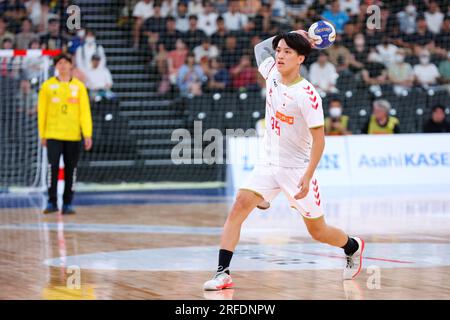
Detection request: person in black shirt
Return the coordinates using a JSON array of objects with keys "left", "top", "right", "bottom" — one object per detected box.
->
[
  {"left": 39, "top": 18, "right": 68, "bottom": 51},
  {"left": 160, "top": 16, "right": 183, "bottom": 52},
  {"left": 211, "top": 16, "right": 228, "bottom": 51},
  {"left": 143, "top": 1, "right": 167, "bottom": 34},
  {"left": 423, "top": 105, "right": 450, "bottom": 133},
  {"left": 220, "top": 35, "right": 241, "bottom": 69},
  {"left": 405, "top": 16, "right": 435, "bottom": 54},
  {"left": 435, "top": 16, "right": 450, "bottom": 53},
  {"left": 183, "top": 15, "right": 206, "bottom": 50}
]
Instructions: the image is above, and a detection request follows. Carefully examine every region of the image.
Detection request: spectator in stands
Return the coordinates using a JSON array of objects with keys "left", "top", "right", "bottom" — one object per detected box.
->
[
  {"left": 28, "top": 0, "right": 59, "bottom": 33},
  {"left": 362, "top": 99, "right": 400, "bottom": 134},
  {"left": 397, "top": 2, "right": 417, "bottom": 35},
  {"left": 339, "top": 0, "right": 359, "bottom": 17},
  {"left": 376, "top": 36, "right": 399, "bottom": 67},
  {"left": 439, "top": 51, "right": 450, "bottom": 94},
  {"left": 424, "top": 1, "right": 444, "bottom": 35},
  {"left": 349, "top": 33, "right": 369, "bottom": 69},
  {"left": 214, "top": 0, "right": 228, "bottom": 16},
  {"left": 405, "top": 16, "right": 435, "bottom": 55},
  {"left": 193, "top": 36, "right": 219, "bottom": 63},
  {"left": 211, "top": 16, "right": 228, "bottom": 51},
  {"left": 361, "top": 51, "right": 388, "bottom": 90},
  {"left": 143, "top": 1, "right": 167, "bottom": 35},
  {"left": 413, "top": 49, "right": 441, "bottom": 87},
  {"left": 154, "top": 42, "right": 171, "bottom": 94},
  {"left": 39, "top": 18, "right": 68, "bottom": 51},
  {"left": 223, "top": 0, "right": 248, "bottom": 32},
  {"left": 0, "top": 0, "right": 27, "bottom": 33},
  {"left": 271, "top": 0, "right": 287, "bottom": 24},
  {"left": 168, "top": 38, "right": 188, "bottom": 85},
  {"left": 176, "top": 53, "right": 207, "bottom": 97},
  {"left": 423, "top": 104, "right": 450, "bottom": 133},
  {"left": 206, "top": 57, "right": 230, "bottom": 92},
  {"left": 230, "top": 54, "right": 257, "bottom": 91},
  {"left": 67, "top": 28, "right": 86, "bottom": 55},
  {"left": 220, "top": 35, "right": 241, "bottom": 69},
  {"left": 364, "top": 21, "right": 383, "bottom": 49},
  {"left": 388, "top": 48, "right": 415, "bottom": 96},
  {"left": 325, "top": 98, "right": 351, "bottom": 136},
  {"left": 160, "top": 16, "right": 183, "bottom": 52},
  {"left": 254, "top": 3, "right": 278, "bottom": 35},
  {"left": 321, "top": 0, "right": 349, "bottom": 34},
  {"left": 15, "top": 18, "right": 38, "bottom": 50},
  {"left": 75, "top": 30, "right": 107, "bottom": 75},
  {"left": 132, "top": 0, "right": 155, "bottom": 49},
  {"left": 309, "top": 51, "right": 339, "bottom": 94},
  {"left": 341, "top": 19, "right": 357, "bottom": 49},
  {"left": 0, "top": 38, "right": 21, "bottom": 79},
  {"left": 0, "top": 17, "right": 14, "bottom": 45},
  {"left": 188, "top": 0, "right": 204, "bottom": 16},
  {"left": 327, "top": 34, "right": 360, "bottom": 73},
  {"left": 85, "top": 54, "right": 116, "bottom": 102},
  {"left": 240, "top": 0, "right": 261, "bottom": 17},
  {"left": 238, "top": 18, "right": 258, "bottom": 50},
  {"left": 143, "top": 1, "right": 167, "bottom": 53},
  {"left": 183, "top": 15, "right": 206, "bottom": 50},
  {"left": 174, "top": 1, "right": 189, "bottom": 32},
  {"left": 435, "top": 16, "right": 450, "bottom": 54},
  {"left": 198, "top": 0, "right": 218, "bottom": 36},
  {"left": 20, "top": 39, "right": 46, "bottom": 92}
]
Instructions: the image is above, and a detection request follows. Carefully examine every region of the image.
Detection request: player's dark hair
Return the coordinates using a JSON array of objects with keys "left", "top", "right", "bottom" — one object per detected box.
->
[
  {"left": 432, "top": 104, "right": 445, "bottom": 112},
  {"left": 272, "top": 32, "right": 312, "bottom": 62},
  {"left": 54, "top": 53, "right": 73, "bottom": 65}
]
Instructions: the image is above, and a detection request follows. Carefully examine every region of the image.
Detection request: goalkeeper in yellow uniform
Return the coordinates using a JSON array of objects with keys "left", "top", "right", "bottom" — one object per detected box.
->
[{"left": 38, "top": 54, "right": 93, "bottom": 214}]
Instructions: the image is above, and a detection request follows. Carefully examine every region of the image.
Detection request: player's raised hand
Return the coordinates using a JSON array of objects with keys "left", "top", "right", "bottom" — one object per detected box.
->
[{"left": 294, "top": 175, "right": 311, "bottom": 200}]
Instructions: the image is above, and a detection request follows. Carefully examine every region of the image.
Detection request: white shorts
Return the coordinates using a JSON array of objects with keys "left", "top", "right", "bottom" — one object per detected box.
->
[{"left": 239, "top": 164, "right": 324, "bottom": 219}]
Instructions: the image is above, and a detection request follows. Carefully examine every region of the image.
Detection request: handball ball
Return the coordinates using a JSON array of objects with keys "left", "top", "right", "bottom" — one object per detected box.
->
[{"left": 308, "top": 20, "right": 336, "bottom": 49}]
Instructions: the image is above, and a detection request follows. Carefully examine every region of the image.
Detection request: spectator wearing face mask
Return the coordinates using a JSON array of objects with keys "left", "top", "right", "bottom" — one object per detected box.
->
[
  {"left": 325, "top": 98, "right": 351, "bottom": 136},
  {"left": 423, "top": 105, "right": 450, "bottom": 133},
  {"left": 413, "top": 49, "right": 441, "bottom": 87},
  {"left": 75, "top": 30, "right": 107, "bottom": 75},
  {"left": 362, "top": 99, "right": 400, "bottom": 135},
  {"left": 388, "top": 49, "right": 414, "bottom": 96},
  {"left": 397, "top": 2, "right": 418, "bottom": 35}
]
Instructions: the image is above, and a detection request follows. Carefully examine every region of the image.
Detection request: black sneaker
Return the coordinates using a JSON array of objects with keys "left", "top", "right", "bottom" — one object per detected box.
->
[
  {"left": 62, "top": 204, "right": 76, "bottom": 215},
  {"left": 43, "top": 202, "right": 58, "bottom": 214}
]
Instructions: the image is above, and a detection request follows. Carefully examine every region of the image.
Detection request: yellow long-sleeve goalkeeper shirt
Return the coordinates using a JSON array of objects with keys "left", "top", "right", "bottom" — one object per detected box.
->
[{"left": 38, "top": 77, "right": 92, "bottom": 141}]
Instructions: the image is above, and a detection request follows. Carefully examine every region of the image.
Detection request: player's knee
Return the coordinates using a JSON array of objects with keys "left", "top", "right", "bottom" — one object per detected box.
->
[{"left": 228, "top": 195, "right": 256, "bottom": 224}]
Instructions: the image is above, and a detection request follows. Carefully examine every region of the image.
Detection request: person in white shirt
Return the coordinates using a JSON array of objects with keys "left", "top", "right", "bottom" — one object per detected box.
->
[
  {"left": 85, "top": 55, "right": 116, "bottom": 102},
  {"left": 188, "top": 0, "right": 204, "bottom": 16},
  {"left": 309, "top": 51, "right": 339, "bottom": 93},
  {"left": 75, "top": 30, "right": 107, "bottom": 75},
  {"left": 198, "top": 1, "right": 218, "bottom": 36},
  {"left": 413, "top": 49, "right": 441, "bottom": 87},
  {"left": 133, "top": 0, "right": 154, "bottom": 48},
  {"left": 193, "top": 37, "right": 219, "bottom": 63},
  {"left": 424, "top": 1, "right": 444, "bottom": 34},
  {"left": 339, "top": 0, "right": 360, "bottom": 16},
  {"left": 174, "top": 1, "right": 189, "bottom": 32},
  {"left": 222, "top": 0, "right": 248, "bottom": 31},
  {"left": 375, "top": 37, "right": 399, "bottom": 67},
  {"left": 203, "top": 31, "right": 364, "bottom": 292}
]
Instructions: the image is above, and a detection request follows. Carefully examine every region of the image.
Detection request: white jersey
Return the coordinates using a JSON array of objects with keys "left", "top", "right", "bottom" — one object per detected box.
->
[{"left": 258, "top": 56, "right": 324, "bottom": 168}]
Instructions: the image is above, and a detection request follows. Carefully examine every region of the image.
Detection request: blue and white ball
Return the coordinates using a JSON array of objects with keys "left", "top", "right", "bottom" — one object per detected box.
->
[{"left": 308, "top": 20, "right": 336, "bottom": 50}]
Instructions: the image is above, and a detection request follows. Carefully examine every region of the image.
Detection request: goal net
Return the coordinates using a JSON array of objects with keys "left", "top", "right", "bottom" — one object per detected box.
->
[{"left": 0, "top": 49, "right": 59, "bottom": 191}]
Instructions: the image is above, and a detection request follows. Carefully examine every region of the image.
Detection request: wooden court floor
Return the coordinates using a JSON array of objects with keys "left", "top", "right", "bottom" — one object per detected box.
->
[{"left": 0, "top": 188, "right": 450, "bottom": 300}]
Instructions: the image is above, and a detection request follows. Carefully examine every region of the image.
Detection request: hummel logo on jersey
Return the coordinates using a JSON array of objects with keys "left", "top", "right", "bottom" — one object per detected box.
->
[{"left": 273, "top": 78, "right": 278, "bottom": 87}]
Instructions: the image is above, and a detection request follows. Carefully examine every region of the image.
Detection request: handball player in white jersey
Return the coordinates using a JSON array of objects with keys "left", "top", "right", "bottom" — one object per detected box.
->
[{"left": 203, "top": 31, "right": 365, "bottom": 291}]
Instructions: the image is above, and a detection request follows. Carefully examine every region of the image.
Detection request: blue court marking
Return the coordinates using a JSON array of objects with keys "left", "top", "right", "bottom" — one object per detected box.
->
[
  {"left": 0, "top": 222, "right": 223, "bottom": 235},
  {"left": 43, "top": 243, "right": 450, "bottom": 272},
  {"left": 0, "top": 188, "right": 229, "bottom": 209}
]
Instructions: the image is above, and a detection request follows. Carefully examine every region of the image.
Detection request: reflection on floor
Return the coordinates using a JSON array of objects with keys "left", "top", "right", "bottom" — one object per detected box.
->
[{"left": 0, "top": 185, "right": 449, "bottom": 299}]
